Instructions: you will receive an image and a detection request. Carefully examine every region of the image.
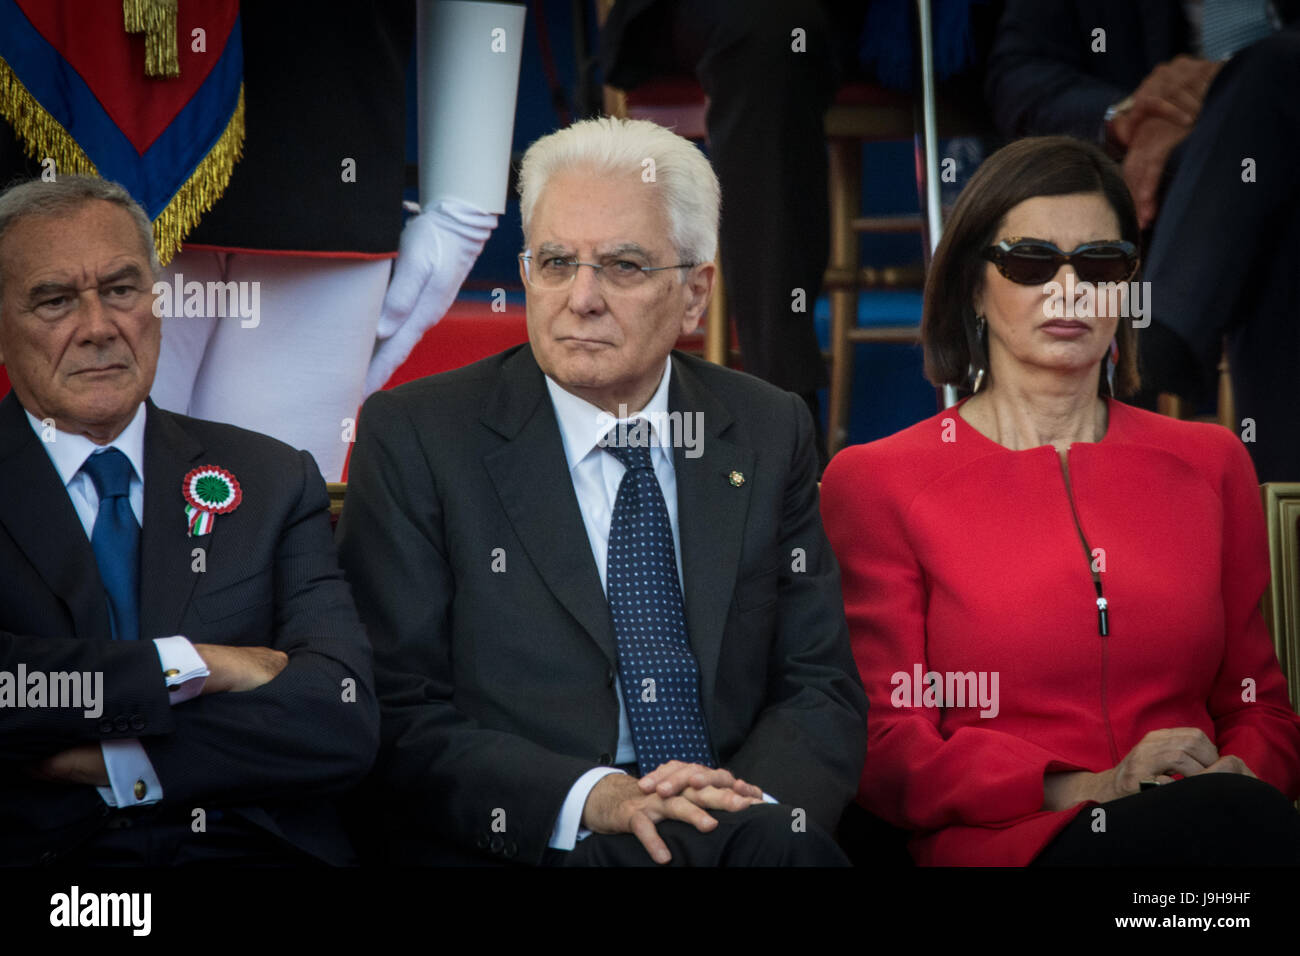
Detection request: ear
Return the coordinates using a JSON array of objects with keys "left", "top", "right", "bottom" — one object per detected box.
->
[{"left": 679, "top": 261, "right": 715, "bottom": 337}]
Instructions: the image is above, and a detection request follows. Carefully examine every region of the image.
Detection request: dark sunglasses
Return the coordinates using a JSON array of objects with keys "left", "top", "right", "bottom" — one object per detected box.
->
[{"left": 983, "top": 238, "right": 1139, "bottom": 285}]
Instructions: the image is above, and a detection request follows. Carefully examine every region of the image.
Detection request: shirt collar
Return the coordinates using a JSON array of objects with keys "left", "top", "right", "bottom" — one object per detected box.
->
[
  {"left": 24, "top": 402, "right": 148, "bottom": 489},
  {"left": 544, "top": 356, "right": 673, "bottom": 472}
]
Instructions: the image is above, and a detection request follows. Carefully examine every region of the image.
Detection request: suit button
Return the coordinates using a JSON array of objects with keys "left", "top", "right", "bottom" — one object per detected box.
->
[
  {"left": 113, "top": 715, "right": 129, "bottom": 732},
  {"left": 129, "top": 715, "right": 146, "bottom": 731},
  {"left": 475, "top": 833, "right": 489, "bottom": 849},
  {"left": 98, "top": 718, "right": 114, "bottom": 734},
  {"left": 605, "top": 667, "right": 615, "bottom": 686},
  {"left": 599, "top": 753, "right": 612, "bottom": 765},
  {"left": 39, "top": 851, "right": 56, "bottom": 865},
  {"left": 504, "top": 840, "right": 518, "bottom": 859},
  {"left": 132, "top": 780, "right": 148, "bottom": 801},
  {"left": 489, "top": 834, "right": 504, "bottom": 854}
]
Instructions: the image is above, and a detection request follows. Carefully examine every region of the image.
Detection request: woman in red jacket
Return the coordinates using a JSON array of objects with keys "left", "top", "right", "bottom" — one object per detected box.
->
[{"left": 820, "top": 135, "right": 1300, "bottom": 865}]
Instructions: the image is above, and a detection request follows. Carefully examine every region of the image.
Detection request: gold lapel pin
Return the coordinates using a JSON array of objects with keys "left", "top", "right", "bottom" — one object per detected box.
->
[{"left": 728, "top": 470, "right": 745, "bottom": 487}]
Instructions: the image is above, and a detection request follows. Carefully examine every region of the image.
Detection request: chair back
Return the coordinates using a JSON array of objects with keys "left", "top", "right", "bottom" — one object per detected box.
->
[{"left": 1261, "top": 483, "right": 1300, "bottom": 712}]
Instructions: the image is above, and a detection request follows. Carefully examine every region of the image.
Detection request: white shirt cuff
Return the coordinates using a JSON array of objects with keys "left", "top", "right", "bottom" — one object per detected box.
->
[
  {"left": 97, "top": 738, "right": 163, "bottom": 807},
  {"left": 762, "top": 792, "right": 777, "bottom": 804},
  {"left": 549, "top": 766, "right": 626, "bottom": 851},
  {"left": 153, "top": 635, "right": 209, "bottom": 704}
]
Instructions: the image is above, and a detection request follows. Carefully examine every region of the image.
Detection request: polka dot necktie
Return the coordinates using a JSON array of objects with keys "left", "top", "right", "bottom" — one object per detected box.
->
[
  {"left": 602, "top": 423, "right": 714, "bottom": 776},
  {"left": 82, "top": 448, "right": 140, "bottom": 641}
]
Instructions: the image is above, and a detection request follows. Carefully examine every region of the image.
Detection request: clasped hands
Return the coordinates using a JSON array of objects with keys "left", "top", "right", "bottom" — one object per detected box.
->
[
  {"left": 581, "top": 760, "right": 766, "bottom": 863},
  {"left": 1043, "top": 727, "right": 1256, "bottom": 812},
  {"left": 26, "top": 644, "right": 287, "bottom": 788}
]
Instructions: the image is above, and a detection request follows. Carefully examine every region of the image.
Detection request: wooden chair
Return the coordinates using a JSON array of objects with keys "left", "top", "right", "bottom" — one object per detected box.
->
[
  {"left": 327, "top": 482, "right": 347, "bottom": 529},
  {"left": 1260, "top": 482, "right": 1300, "bottom": 714}
]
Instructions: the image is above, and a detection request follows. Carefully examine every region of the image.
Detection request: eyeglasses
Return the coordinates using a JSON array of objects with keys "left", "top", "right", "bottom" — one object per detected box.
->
[
  {"left": 518, "top": 253, "right": 696, "bottom": 291},
  {"left": 982, "top": 238, "right": 1139, "bottom": 285}
]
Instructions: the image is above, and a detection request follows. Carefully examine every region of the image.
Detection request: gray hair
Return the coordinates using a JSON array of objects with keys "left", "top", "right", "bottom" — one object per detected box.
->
[
  {"left": 0, "top": 175, "right": 160, "bottom": 300},
  {"left": 517, "top": 116, "right": 720, "bottom": 267}
]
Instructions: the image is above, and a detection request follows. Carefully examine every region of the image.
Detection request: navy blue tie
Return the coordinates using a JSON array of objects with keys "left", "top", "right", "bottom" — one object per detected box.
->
[
  {"left": 82, "top": 448, "right": 140, "bottom": 642},
  {"left": 603, "top": 423, "right": 714, "bottom": 776}
]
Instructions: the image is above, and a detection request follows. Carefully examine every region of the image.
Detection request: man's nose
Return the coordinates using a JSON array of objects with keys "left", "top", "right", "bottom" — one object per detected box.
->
[
  {"left": 78, "top": 291, "right": 118, "bottom": 342},
  {"left": 567, "top": 262, "right": 606, "bottom": 312}
]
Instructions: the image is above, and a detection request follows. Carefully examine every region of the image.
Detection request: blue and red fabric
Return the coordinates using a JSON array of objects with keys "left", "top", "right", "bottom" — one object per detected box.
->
[{"left": 0, "top": 0, "right": 244, "bottom": 263}]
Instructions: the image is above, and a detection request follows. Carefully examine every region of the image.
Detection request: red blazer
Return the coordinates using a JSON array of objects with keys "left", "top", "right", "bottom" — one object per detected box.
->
[{"left": 820, "top": 398, "right": 1300, "bottom": 865}]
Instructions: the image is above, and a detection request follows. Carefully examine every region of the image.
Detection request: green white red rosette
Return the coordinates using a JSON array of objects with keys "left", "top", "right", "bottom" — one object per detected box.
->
[{"left": 182, "top": 466, "right": 242, "bottom": 537}]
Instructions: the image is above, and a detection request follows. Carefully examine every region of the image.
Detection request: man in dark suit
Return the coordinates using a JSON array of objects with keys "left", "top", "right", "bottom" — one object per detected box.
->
[
  {"left": 337, "top": 116, "right": 868, "bottom": 866},
  {"left": 0, "top": 175, "right": 378, "bottom": 865},
  {"left": 985, "top": 0, "right": 1300, "bottom": 481}
]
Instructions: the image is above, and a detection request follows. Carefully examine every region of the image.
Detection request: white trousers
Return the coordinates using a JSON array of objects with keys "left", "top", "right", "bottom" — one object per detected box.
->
[{"left": 150, "top": 250, "right": 390, "bottom": 481}]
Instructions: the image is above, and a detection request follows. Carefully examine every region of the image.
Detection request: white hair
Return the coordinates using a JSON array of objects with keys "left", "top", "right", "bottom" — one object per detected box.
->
[{"left": 517, "top": 116, "right": 720, "bottom": 266}]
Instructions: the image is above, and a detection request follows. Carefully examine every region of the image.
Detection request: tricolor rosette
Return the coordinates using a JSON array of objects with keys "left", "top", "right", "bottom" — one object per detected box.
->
[{"left": 182, "top": 465, "right": 242, "bottom": 536}]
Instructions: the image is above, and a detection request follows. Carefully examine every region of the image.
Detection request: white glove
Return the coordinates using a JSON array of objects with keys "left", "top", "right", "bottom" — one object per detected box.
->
[{"left": 365, "top": 197, "right": 498, "bottom": 395}]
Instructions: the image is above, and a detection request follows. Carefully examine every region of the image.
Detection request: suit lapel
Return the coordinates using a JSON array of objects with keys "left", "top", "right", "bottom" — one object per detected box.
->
[
  {"left": 138, "top": 400, "right": 206, "bottom": 640},
  {"left": 669, "top": 355, "right": 754, "bottom": 706},
  {"left": 481, "top": 347, "right": 618, "bottom": 664},
  {"left": 0, "top": 393, "right": 111, "bottom": 640}
]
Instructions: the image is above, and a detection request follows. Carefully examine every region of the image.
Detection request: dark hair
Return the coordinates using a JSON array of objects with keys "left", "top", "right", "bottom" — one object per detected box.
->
[{"left": 921, "top": 136, "right": 1141, "bottom": 398}]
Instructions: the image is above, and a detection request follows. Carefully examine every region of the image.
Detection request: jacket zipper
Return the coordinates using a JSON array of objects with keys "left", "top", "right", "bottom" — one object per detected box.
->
[{"left": 1057, "top": 450, "right": 1120, "bottom": 765}]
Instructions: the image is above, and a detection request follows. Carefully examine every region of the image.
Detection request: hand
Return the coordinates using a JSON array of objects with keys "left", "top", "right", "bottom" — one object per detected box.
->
[
  {"left": 1109, "top": 56, "right": 1222, "bottom": 148},
  {"left": 364, "top": 198, "right": 497, "bottom": 395},
  {"left": 581, "top": 771, "right": 724, "bottom": 864},
  {"left": 1193, "top": 754, "right": 1257, "bottom": 779},
  {"left": 192, "top": 644, "right": 288, "bottom": 694},
  {"left": 1121, "top": 116, "right": 1193, "bottom": 229},
  {"left": 1043, "top": 728, "right": 1223, "bottom": 810},
  {"left": 28, "top": 743, "right": 109, "bottom": 787},
  {"left": 1109, "top": 727, "right": 1222, "bottom": 797},
  {"left": 637, "top": 760, "right": 765, "bottom": 810}
]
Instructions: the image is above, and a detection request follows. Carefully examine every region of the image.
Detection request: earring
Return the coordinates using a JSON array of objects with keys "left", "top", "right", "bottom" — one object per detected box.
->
[
  {"left": 969, "top": 314, "right": 988, "bottom": 392},
  {"left": 1105, "top": 336, "right": 1119, "bottom": 397}
]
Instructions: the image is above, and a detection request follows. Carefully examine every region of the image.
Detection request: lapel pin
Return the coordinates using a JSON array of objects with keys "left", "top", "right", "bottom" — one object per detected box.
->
[
  {"left": 728, "top": 470, "right": 745, "bottom": 488},
  {"left": 182, "top": 465, "right": 242, "bottom": 537}
]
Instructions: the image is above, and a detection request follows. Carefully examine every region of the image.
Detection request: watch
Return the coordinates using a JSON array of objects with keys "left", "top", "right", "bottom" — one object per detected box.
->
[{"left": 1103, "top": 95, "right": 1136, "bottom": 155}]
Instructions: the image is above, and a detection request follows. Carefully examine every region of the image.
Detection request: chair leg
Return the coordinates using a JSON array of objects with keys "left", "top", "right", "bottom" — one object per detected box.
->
[
  {"left": 706, "top": 259, "right": 728, "bottom": 366},
  {"left": 827, "top": 138, "right": 860, "bottom": 455},
  {"left": 1217, "top": 338, "right": 1236, "bottom": 431}
]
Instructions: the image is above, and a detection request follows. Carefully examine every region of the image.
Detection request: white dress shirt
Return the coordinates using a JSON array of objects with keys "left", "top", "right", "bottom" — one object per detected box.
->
[{"left": 25, "top": 404, "right": 209, "bottom": 808}]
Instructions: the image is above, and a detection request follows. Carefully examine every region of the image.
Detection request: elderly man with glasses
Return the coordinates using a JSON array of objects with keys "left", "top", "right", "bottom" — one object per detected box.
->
[{"left": 337, "top": 116, "right": 867, "bottom": 866}]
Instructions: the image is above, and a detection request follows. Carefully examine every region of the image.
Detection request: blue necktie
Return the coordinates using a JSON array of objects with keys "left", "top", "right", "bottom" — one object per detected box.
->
[
  {"left": 1201, "top": 0, "right": 1275, "bottom": 61},
  {"left": 603, "top": 423, "right": 714, "bottom": 776},
  {"left": 82, "top": 448, "right": 140, "bottom": 641}
]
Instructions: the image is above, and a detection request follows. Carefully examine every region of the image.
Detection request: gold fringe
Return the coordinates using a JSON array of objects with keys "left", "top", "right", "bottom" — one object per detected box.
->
[
  {"left": 123, "top": 0, "right": 179, "bottom": 78},
  {"left": 151, "top": 84, "right": 245, "bottom": 265},
  {"left": 0, "top": 56, "right": 99, "bottom": 177},
  {"left": 0, "top": 57, "right": 245, "bottom": 267}
]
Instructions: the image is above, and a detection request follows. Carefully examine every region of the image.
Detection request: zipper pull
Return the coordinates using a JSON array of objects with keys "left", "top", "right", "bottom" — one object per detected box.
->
[{"left": 1096, "top": 596, "right": 1109, "bottom": 637}]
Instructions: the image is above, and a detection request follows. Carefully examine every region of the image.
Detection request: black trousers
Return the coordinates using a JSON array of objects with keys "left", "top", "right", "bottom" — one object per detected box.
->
[
  {"left": 545, "top": 802, "right": 850, "bottom": 866},
  {"left": 1141, "top": 29, "right": 1300, "bottom": 482},
  {"left": 52, "top": 807, "right": 320, "bottom": 866},
  {"left": 1033, "top": 773, "right": 1300, "bottom": 866},
  {"left": 602, "top": 0, "right": 866, "bottom": 396}
]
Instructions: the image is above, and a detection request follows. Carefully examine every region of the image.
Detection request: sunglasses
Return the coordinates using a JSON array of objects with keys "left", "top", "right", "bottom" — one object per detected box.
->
[{"left": 983, "top": 238, "right": 1139, "bottom": 285}]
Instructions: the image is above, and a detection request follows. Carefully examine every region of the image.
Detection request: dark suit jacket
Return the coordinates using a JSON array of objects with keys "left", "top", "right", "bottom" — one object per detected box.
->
[
  {"left": 0, "top": 394, "right": 379, "bottom": 865},
  {"left": 985, "top": 0, "right": 1300, "bottom": 140},
  {"left": 336, "top": 345, "right": 868, "bottom": 865}
]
